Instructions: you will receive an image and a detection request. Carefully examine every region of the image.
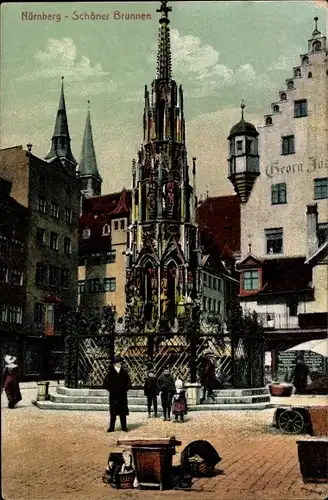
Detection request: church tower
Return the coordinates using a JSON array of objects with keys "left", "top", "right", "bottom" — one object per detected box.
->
[
  {"left": 78, "top": 100, "right": 102, "bottom": 198},
  {"left": 126, "top": 0, "right": 201, "bottom": 330},
  {"left": 45, "top": 77, "right": 77, "bottom": 174}
]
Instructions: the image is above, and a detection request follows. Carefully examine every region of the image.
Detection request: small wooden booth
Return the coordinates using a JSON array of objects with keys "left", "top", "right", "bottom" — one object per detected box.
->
[{"left": 117, "top": 436, "right": 181, "bottom": 490}]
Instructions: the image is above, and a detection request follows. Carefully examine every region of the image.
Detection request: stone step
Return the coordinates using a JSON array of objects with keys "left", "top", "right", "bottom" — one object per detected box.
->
[
  {"left": 56, "top": 387, "right": 146, "bottom": 398},
  {"left": 33, "top": 400, "right": 273, "bottom": 412},
  {"left": 50, "top": 394, "right": 148, "bottom": 405},
  {"left": 213, "top": 388, "right": 270, "bottom": 396},
  {"left": 213, "top": 395, "right": 270, "bottom": 404}
]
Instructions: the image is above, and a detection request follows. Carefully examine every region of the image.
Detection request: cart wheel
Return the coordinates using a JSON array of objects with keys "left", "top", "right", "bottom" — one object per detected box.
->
[{"left": 278, "top": 409, "right": 305, "bottom": 434}]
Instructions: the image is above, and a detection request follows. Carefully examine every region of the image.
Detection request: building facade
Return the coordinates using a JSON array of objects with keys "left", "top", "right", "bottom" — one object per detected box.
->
[
  {"left": 0, "top": 79, "right": 81, "bottom": 340},
  {"left": 228, "top": 18, "right": 328, "bottom": 376},
  {"left": 0, "top": 178, "right": 28, "bottom": 366}
]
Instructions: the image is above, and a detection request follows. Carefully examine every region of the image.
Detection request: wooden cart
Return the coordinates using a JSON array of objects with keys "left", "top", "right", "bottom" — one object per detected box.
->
[
  {"left": 273, "top": 405, "right": 312, "bottom": 434},
  {"left": 118, "top": 437, "right": 181, "bottom": 490}
]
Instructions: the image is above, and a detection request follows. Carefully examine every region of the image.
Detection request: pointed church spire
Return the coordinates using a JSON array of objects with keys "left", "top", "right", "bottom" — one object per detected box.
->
[
  {"left": 79, "top": 101, "right": 102, "bottom": 180},
  {"left": 79, "top": 101, "right": 102, "bottom": 197},
  {"left": 45, "top": 77, "right": 77, "bottom": 165},
  {"left": 156, "top": 1, "right": 172, "bottom": 80}
]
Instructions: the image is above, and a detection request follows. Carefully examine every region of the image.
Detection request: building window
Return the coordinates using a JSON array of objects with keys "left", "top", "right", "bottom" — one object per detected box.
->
[
  {"left": 105, "top": 250, "right": 116, "bottom": 264},
  {"left": 302, "top": 55, "right": 309, "bottom": 65},
  {"left": 208, "top": 298, "right": 212, "bottom": 313},
  {"left": 0, "top": 266, "right": 7, "bottom": 282},
  {"left": 308, "top": 72, "right": 312, "bottom": 79},
  {"left": 265, "top": 116, "right": 272, "bottom": 126},
  {"left": 37, "top": 197, "right": 47, "bottom": 214},
  {"left": 1, "top": 304, "right": 23, "bottom": 324},
  {"left": 34, "top": 303, "right": 44, "bottom": 326},
  {"left": 288, "top": 300, "right": 298, "bottom": 317},
  {"left": 91, "top": 253, "right": 102, "bottom": 266},
  {"left": 49, "top": 266, "right": 61, "bottom": 286},
  {"left": 213, "top": 278, "right": 217, "bottom": 290},
  {"left": 8, "top": 269, "right": 23, "bottom": 286},
  {"left": 50, "top": 232, "right": 59, "bottom": 251},
  {"left": 208, "top": 275, "right": 212, "bottom": 289},
  {"left": 203, "top": 273, "right": 208, "bottom": 287},
  {"left": 280, "top": 92, "right": 287, "bottom": 101},
  {"left": 282, "top": 135, "right": 295, "bottom": 155},
  {"left": 36, "top": 227, "right": 46, "bottom": 246},
  {"left": 312, "top": 40, "right": 322, "bottom": 51},
  {"left": 217, "top": 278, "right": 222, "bottom": 292},
  {"left": 64, "top": 208, "right": 72, "bottom": 224},
  {"left": 78, "top": 280, "right": 86, "bottom": 294},
  {"left": 294, "top": 68, "right": 301, "bottom": 78},
  {"left": 82, "top": 228, "right": 91, "bottom": 239},
  {"left": 61, "top": 269, "right": 70, "bottom": 288},
  {"left": 318, "top": 223, "right": 328, "bottom": 246},
  {"left": 120, "top": 220, "right": 125, "bottom": 230},
  {"left": 114, "top": 221, "right": 119, "bottom": 230},
  {"left": 271, "top": 183, "right": 287, "bottom": 205},
  {"left": 287, "top": 80, "right": 294, "bottom": 90},
  {"left": 217, "top": 300, "right": 221, "bottom": 314},
  {"left": 265, "top": 228, "right": 283, "bottom": 254},
  {"left": 273, "top": 104, "right": 279, "bottom": 113},
  {"left": 102, "top": 224, "right": 110, "bottom": 236},
  {"left": 35, "top": 263, "right": 48, "bottom": 285},
  {"left": 243, "top": 270, "right": 259, "bottom": 291},
  {"left": 103, "top": 277, "right": 116, "bottom": 292},
  {"left": 202, "top": 296, "right": 207, "bottom": 312},
  {"left": 88, "top": 278, "right": 100, "bottom": 293},
  {"left": 294, "top": 99, "right": 307, "bottom": 118},
  {"left": 314, "top": 178, "right": 328, "bottom": 200},
  {"left": 50, "top": 201, "right": 59, "bottom": 219},
  {"left": 64, "top": 237, "right": 72, "bottom": 256},
  {"left": 236, "top": 140, "right": 243, "bottom": 154}
]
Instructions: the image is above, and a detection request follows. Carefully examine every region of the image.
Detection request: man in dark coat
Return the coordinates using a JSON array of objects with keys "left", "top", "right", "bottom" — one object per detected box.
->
[
  {"left": 199, "top": 351, "right": 217, "bottom": 403},
  {"left": 103, "top": 356, "right": 131, "bottom": 432},
  {"left": 291, "top": 356, "right": 310, "bottom": 394}
]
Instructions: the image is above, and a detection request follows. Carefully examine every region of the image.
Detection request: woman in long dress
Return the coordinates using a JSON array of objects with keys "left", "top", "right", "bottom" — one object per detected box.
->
[{"left": 2, "top": 355, "right": 22, "bottom": 409}]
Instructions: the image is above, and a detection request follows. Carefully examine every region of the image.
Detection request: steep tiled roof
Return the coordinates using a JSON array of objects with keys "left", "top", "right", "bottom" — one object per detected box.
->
[
  {"left": 197, "top": 195, "right": 240, "bottom": 254},
  {"left": 259, "top": 257, "right": 312, "bottom": 294},
  {"left": 82, "top": 190, "right": 132, "bottom": 215}
]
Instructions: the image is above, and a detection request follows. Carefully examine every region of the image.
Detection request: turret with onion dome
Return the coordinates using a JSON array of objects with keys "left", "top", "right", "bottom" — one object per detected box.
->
[{"left": 227, "top": 101, "right": 260, "bottom": 204}]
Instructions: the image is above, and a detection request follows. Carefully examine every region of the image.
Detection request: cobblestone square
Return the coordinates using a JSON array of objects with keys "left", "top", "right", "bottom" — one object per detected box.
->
[{"left": 2, "top": 390, "right": 327, "bottom": 500}]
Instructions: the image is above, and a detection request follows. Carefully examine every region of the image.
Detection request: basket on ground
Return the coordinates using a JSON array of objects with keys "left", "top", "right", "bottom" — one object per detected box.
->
[{"left": 188, "top": 457, "right": 214, "bottom": 477}]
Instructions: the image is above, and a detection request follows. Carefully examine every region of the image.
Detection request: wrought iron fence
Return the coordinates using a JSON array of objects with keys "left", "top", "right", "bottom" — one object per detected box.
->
[{"left": 65, "top": 332, "right": 264, "bottom": 389}]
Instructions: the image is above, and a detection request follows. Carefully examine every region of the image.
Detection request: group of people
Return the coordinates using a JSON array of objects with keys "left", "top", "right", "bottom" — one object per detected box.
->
[{"left": 103, "top": 357, "right": 188, "bottom": 432}]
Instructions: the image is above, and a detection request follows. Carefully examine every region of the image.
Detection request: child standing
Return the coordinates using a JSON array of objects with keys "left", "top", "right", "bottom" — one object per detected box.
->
[
  {"left": 158, "top": 367, "right": 175, "bottom": 421},
  {"left": 172, "top": 378, "right": 188, "bottom": 422},
  {"left": 144, "top": 367, "right": 159, "bottom": 418}
]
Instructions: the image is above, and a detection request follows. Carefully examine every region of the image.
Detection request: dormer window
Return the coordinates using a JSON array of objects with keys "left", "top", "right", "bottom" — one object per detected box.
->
[
  {"left": 313, "top": 40, "right": 321, "bottom": 52},
  {"left": 82, "top": 228, "right": 91, "bottom": 239},
  {"left": 280, "top": 92, "right": 287, "bottom": 101},
  {"left": 265, "top": 116, "right": 272, "bottom": 126},
  {"left": 243, "top": 269, "right": 259, "bottom": 291},
  {"left": 102, "top": 224, "right": 110, "bottom": 236},
  {"left": 287, "top": 80, "right": 294, "bottom": 90},
  {"left": 294, "top": 68, "right": 301, "bottom": 78},
  {"left": 273, "top": 105, "right": 279, "bottom": 113},
  {"left": 302, "top": 55, "right": 309, "bottom": 65}
]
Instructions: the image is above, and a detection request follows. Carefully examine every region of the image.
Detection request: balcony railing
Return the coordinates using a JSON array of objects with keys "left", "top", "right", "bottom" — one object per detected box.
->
[{"left": 257, "top": 313, "right": 299, "bottom": 330}]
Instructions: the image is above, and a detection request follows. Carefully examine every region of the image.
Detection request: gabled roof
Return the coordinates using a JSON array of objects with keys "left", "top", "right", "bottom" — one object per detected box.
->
[
  {"left": 82, "top": 190, "right": 132, "bottom": 215},
  {"left": 237, "top": 252, "right": 263, "bottom": 269},
  {"left": 197, "top": 195, "right": 240, "bottom": 255},
  {"left": 111, "top": 188, "right": 130, "bottom": 215}
]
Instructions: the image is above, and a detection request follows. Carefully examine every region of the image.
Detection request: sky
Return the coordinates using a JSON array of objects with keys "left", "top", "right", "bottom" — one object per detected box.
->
[{"left": 1, "top": 1, "right": 327, "bottom": 198}]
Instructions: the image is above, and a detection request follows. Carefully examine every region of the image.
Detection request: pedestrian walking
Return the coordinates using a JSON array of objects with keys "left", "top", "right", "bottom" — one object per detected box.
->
[
  {"left": 172, "top": 378, "right": 188, "bottom": 422},
  {"left": 199, "top": 350, "right": 217, "bottom": 403},
  {"left": 103, "top": 356, "right": 131, "bottom": 432},
  {"left": 291, "top": 356, "right": 310, "bottom": 394},
  {"left": 158, "top": 366, "right": 175, "bottom": 421},
  {"left": 2, "top": 355, "right": 22, "bottom": 409},
  {"left": 144, "top": 366, "right": 159, "bottom": 418}
]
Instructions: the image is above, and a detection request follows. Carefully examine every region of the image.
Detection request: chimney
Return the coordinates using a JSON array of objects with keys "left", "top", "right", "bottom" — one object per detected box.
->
[
  {"left": 306, "top": 204, "right": 318, "bottom": 257},
  {"left": 0, "top": 178, "right": 12, "bottom": 198}
]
